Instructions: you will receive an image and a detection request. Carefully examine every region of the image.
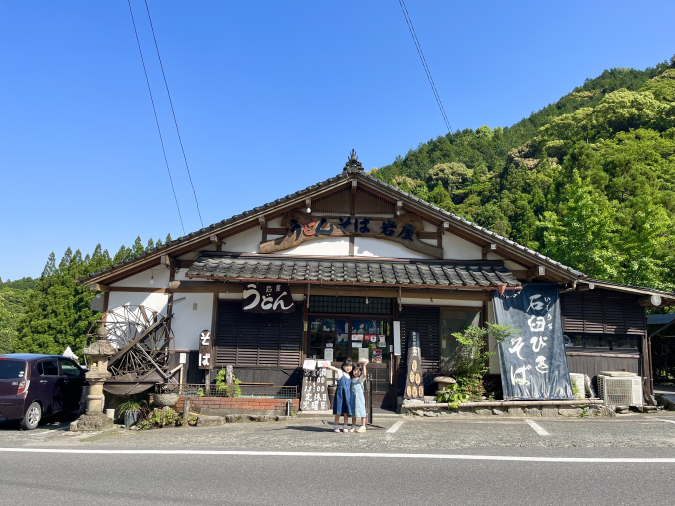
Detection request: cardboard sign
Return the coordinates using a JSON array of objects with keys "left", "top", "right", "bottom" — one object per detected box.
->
[
  {"left": 198, "top": 330, "right": 213, "bottom": 370},
  {"left": 300, "top": 367, "right": 328, "bottom": 411},
  {"left": 242, "top": 282, "right": 295, "bottom": 313}
]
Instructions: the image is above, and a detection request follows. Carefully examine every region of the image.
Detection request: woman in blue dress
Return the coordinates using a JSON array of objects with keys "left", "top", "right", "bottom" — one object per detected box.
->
[
  {"left": 350, "top": 360, "right": 368, "bottom": 432},
  {"left": 324, "top": 358, "right": 353, "bottom": 432}
]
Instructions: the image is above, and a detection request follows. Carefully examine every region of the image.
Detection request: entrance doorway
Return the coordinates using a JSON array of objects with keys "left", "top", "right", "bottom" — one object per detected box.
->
[{"left": 309, "top": 315, "right": 394, "bottom": 409}]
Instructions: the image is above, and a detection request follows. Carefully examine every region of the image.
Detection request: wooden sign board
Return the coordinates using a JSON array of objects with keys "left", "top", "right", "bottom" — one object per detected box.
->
[
  {"left": 242, "top": 282, "right": 295, "bottom": 313},
  {"left": 198, "top": 330, "right": 213, "bottom": 370},
  {"left": 260, "top": 211, "right": 443, "bottom": 259},
  {"left": 300, "top": 365, "right": 329, "bottom": 411},
  {"left": 404, "top": 331, "right": 425, "bottom": 400}
]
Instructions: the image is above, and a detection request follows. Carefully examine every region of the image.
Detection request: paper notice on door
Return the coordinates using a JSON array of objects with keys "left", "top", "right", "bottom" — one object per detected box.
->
[
  {"left": 351, "top": 334, "right": 358, "bottom": 341},
  {"left": 353, "top": 342, "right": 362, "bottom": 348},
  {"left": 302, "top": 359, "right": 317, "bottom": 370},
  {"left": 324, "top": 348, "right": 334, "bottom": 361},
  {"left": 378, "top": 335, "right": 386, "bottom": 343},
  {"left": 358, "top": 348, "right": 369, "bottom": 361}
]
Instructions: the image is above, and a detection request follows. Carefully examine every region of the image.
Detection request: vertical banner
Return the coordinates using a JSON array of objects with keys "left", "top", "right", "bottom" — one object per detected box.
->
[
  {"left": 493, "top": 283, "right": 573, "bottom": 400},
  {"left": 404, "top": 331, "right": 425, "bottom": 400},
  {"left": 198, "top": 330, "right": 213, "bottom": 370}
]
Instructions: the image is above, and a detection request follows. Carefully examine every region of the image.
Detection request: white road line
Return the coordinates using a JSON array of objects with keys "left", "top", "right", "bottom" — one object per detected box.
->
[
  {"left": 386, "top": 421, "right": 404, "bottom": 433},
  {"left": 0, "top": 448, "right": 674, "bottom": 463},
  {"left": 524, "top": 418, "right": 550, "bottom": 436},
  {"left": 658, "top": 419, "right": 675, "bottom": 425}
]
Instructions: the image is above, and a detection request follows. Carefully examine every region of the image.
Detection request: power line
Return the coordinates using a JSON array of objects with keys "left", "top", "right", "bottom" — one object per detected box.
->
[
  {"left": 127, "top": 0, "right": 186, "bottom": 235},
  {"left": 398, "top": 0, "right": 451, "bottom": 132},
  {"left": 144, "top": 0, "right": 204, "bottom": 228}
]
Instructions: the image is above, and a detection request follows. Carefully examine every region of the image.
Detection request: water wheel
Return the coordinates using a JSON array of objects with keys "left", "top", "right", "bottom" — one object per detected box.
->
[{"left": 85, "top": 305, "right": 174, "bottom": 383}]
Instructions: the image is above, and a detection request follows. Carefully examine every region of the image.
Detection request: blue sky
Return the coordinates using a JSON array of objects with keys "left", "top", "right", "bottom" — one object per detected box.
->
[{"left": 1, "top": 0, "right": 673, "bottom": 281}]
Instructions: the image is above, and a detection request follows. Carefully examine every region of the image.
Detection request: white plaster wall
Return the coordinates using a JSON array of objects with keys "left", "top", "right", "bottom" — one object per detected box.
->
[
  {"left": 222, "top": 227, "right": 261, "bottom": 253},
  {"left": 171, "top": 292, "right": 214, "bottom": 350},
  {"left": 400, "top": 298, "right": 482, "bottom": 308},
  {"left": 107, "top": 291, "right": 169, "bottom": 315},
  {"left": 280, "top": 237, "right": 350, "bottom": 256},
  {"left": 111, "top": 268, "right": 170, "bottom": 288},
  {"left": 354, "top": 237, "right": 432, "bottom": 259},
  {"left": 442, "top": 233, "right": 483, "bottom": 260},
  {"left": 486, "top": 300, "right": 502, "bottom": 375}
]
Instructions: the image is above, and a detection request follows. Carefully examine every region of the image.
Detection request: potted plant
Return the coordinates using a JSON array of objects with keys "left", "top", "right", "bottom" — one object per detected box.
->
[{"left": 117, "top": 399, "right": 145, "bottom": 428}]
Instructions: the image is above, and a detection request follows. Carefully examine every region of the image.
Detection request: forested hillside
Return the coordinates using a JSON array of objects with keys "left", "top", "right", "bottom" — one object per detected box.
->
[
  {"left": 0, "top": 235, "right": 171, "bottom": 355},
  {"left": 371, "top": 57, "right": 675, "bottom": 293}
]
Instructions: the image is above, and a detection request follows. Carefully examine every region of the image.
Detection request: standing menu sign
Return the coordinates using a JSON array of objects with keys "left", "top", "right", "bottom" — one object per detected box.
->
[
  {"left": 493, "top": 283, "right": 574, "bottom": 400},
  {"left": 404, "top": 331, "right": 424, "bottom": 400},
  {"left": 300, "top": 360, "right": 329, "bottom": 411}
]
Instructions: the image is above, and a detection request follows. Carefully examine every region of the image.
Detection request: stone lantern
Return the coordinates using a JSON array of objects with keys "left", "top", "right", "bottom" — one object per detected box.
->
[{"left": 70, "top": 326, "right": 117, "bottom": 431}]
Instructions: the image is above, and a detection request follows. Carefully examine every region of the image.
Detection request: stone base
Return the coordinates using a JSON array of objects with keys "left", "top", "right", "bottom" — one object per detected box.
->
[{"left": 70, "top": 413, "right": 114, "bottom": 432}]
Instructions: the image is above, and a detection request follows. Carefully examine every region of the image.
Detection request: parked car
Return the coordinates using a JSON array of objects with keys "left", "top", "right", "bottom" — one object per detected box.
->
[{"left": 0, "top": 354, "right": 86, "bottom": 430}]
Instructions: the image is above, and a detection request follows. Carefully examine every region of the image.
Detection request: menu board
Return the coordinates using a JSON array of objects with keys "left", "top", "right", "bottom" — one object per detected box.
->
[{"left": 300, "top": 366, "right": 328, "bottom": 411}]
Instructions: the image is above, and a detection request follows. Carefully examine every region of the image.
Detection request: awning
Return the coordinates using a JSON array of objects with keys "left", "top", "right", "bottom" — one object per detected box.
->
[{"left": 185, "top": 253, "right": 521, "bottom": 288}]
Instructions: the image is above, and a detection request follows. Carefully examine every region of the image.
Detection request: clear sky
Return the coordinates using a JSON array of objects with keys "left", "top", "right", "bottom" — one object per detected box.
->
[{"left": 1, "top": 1, "right": 673, "bottom": 281}]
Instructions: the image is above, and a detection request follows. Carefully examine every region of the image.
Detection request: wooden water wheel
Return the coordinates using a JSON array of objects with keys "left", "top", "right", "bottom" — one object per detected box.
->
[{"left": 85, "top": 305, "right": 175, "bottom": 389}]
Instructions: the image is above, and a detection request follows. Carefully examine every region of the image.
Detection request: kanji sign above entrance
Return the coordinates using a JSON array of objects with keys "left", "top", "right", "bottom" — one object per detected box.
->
[{"left": 259, "top": 211, "right": 443, "bottom": 258}]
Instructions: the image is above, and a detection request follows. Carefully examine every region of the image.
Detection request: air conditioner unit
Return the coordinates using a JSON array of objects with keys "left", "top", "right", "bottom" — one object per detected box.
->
[
  {"left": 599, "top": 371, "right": 637, "bottom": 377},
  {"left": 597, "top": 375, "right": 643, "bottom": 406},
  {"left": 569, "top": 373, "right": 586, "bottom": 399}
]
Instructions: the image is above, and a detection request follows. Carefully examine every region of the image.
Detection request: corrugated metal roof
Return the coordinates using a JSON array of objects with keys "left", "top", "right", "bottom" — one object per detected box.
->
[{"left": 185, "top": 254, "right": 521, "bottom": 287}]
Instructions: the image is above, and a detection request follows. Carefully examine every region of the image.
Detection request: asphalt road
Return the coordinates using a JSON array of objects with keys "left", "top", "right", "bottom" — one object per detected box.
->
[{"left": 1, "top": 413, "right": 675, "bottom": 505}]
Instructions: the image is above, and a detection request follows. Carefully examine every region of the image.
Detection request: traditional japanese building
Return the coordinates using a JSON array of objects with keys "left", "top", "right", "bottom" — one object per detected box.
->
[{"left": 78, "top": 152, "right": 675, "bottom": 408}]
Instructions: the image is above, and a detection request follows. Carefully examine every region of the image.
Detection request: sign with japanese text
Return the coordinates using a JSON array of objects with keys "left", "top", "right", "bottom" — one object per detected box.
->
[
  {"left": 242, "top": 282, "right": 295, "bottom": 313},
  {"left": 404, "top": 331, "right": 425, "bottom": 400},
  {"left": 198, "top": 330, "right": 213, "bottom": 370},
  {"left": 259, "top": 211, "right": 443, "bottom": 259},
  {"left": 493, "top": 283, "right": 574, "bottom": 400},
  {"left": 300, "top": 366, "right": 328, "bottom": 411}
]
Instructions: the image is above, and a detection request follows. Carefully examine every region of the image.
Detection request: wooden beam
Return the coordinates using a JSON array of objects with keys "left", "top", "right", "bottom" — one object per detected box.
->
[
  {"left": 481, "top": 243, "right": 497, "bottom": 260},
  {"left": 639, "top": 294, "right": 663, "bottom": 307},
  {"left": 416, "top": 232, "right": 437, "bottom": 240},
  {"left": 395, "top": 201, "right": 403, "bottom": 216},
  {"left": 160, "top": 255, "right": 173, "bottom": 268},
  {"left": 437, "top": 221, "right": 449, "bottom": 247},
  {"left": 351, "top": 180, "right": 358, "bottom": 195},
  {"left": 526, "top": 265, "right": 546, "bottom": 282},
  {"left": 578, "top": 283, "right": 595, "bottom": 291},
  {"left": 88, "top": 283, "right": 110, "bottom": 292},
  {"left": 209, "top": 234, "right": 221, "bottom": 247},
  {"left": 267, "top": 227, "right": 287, "bottom": 236},
  {"left": 259, "top": 216, "right": 267, "bottom": 243},
  {"left": 305, "top": 197, "right": 312, "bottom": 213}
]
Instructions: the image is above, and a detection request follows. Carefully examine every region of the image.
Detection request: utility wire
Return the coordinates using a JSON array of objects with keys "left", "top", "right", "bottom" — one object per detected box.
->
[
  {"left": 144, "top": 0, "right": 204, "bottom": 228},
  {"left": 127, "top": 0, "right": 186, "bottom": 235},
  {"left": 398, "top": 0, "right": 451, "bottom": 132}
]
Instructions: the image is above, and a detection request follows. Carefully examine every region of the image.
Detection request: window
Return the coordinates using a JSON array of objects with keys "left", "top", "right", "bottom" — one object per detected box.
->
[
  {"left": 563, "top": 333, "right": 639, "bottom": 350},
  {"left": 38, "top": 360, "right": 59, "bottom": 376},
  {"left": 441, "top": 309, "right": 481, "bottom": 372},
  {"left": 309, "top": 296, "right": 392, "bottom": 315},
  {"left": 0, "top": 360, "right": 26, "bottom": 379},
  {"left": 60, "top": 360, "right": 81, "bottom": 377}
]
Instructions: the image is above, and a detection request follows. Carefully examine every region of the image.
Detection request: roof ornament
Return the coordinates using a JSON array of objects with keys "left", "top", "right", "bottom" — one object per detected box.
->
[{"left": 343, "top": 149, "right": 364, "bottom": 173}]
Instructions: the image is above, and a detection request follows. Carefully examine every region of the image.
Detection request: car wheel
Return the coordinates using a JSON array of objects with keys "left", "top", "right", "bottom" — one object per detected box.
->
[{"left": 20, "top": 402, "right": 41, "bottom": 430}]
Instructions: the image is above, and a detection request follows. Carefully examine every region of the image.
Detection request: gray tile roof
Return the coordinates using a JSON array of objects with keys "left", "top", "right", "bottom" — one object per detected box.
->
[
  {"left": 185, "top": 254, "right": 521, "bottom": 287},
  {"left": 80, "top": 166, "right": 582, "bottom": 281}
]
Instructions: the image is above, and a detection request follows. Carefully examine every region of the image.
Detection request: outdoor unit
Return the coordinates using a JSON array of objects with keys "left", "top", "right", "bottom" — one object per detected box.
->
[
  {"left": 569, "top": 373, "right": 586, "bottom": 399},
  {"left": 597, "top": 373, "right": 643, "bottom": 406}
]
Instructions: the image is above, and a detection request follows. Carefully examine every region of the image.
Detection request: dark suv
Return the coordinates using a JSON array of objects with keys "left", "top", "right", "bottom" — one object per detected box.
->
[{"left": 0, "top": 354, "right": 86, "bottom": 430}]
